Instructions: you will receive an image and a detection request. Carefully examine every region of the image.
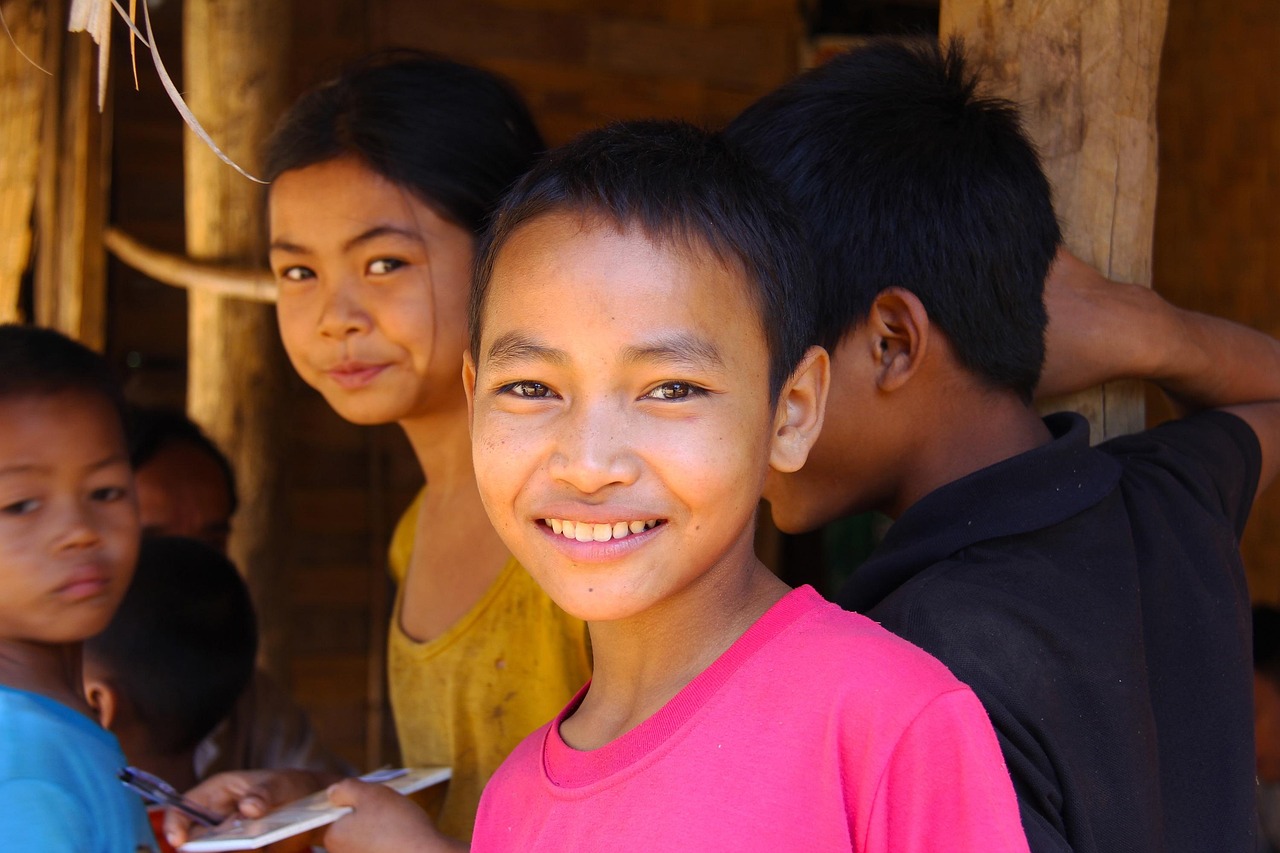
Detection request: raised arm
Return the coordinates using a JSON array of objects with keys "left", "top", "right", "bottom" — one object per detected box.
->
[{"left": 1037, "top": 249, "right": 1280, "bottom": 496}]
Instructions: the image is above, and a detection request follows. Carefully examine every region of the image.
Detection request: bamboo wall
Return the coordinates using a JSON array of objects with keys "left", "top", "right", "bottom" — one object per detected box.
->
[{"left": 1153, "top": 0, "right": 1280, "bottom": 601}]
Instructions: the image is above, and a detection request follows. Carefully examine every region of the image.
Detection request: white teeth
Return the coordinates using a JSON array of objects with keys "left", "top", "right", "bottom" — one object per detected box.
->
[{"left": 543, "top": 517, "right": 660, "bottom": 542}]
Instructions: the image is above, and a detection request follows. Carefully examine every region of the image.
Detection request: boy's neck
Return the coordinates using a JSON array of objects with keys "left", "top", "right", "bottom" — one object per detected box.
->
[
  {"left": 887, "top": 385, "right": 1052, "bottom": 519},
  {"left": 0, "top": 638, "right": 93, "bottom": 717},
  {"left": 560, "top": 558, "right": 788, "bottom": 751}
]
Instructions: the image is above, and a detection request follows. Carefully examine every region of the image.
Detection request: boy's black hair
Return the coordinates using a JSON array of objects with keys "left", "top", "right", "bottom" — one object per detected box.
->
[
  {"left": 1256, "top": 605, "right": 1280, "bottom": 685},
  {"left": 83, "top": 536, "right": 257, "bottom": 756},
  {"left": 726, "top": 38, "right": 1061, "bottom": 402},
  {"left": 0, "top": 324, "right": 127, "bottom": 429},
  {"left": 127, "top": 406, "right": 239, "bottom": 516},
  {"left": 263, "top": 49, "right": 544, "bottom": 237},
  {"left": 470, "top": 120, "right": 817, "bottom": 398}
]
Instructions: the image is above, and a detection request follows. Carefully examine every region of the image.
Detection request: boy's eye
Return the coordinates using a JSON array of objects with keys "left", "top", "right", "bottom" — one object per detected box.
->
[
  {"left": 1, "top": 498, "right": 40, "bottom": 516},
  {"left": 368, "top": 258, "right": 405, "bottom": 275},
  {"left": 279, "top": 265, "right": 314, "bottom": 282},
  {"left": 643, "top": 381, "right": 703, "bottom": 401},
  {"left": 90, "top": 486, "right": 128, "bottom": 503},
  {"left": 503, "top": 381, "right": 554, "bottom": 399}
]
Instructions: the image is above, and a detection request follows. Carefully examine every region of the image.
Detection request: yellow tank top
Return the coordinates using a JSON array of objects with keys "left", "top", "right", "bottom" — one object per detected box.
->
[{"left": 386, "top": 490, "right": 591, "bottom": 841}]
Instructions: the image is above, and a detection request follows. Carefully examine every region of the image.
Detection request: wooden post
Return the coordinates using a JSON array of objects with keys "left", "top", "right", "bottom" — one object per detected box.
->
[
  {"left": 0, "top": 0, "right": 49, "bottom": 323},
  {"left": 939, "top": 0, "right": 1169, "bottom": 439},
  {"left": 182, "top": 0, "right": 290, "bottom": 676}
]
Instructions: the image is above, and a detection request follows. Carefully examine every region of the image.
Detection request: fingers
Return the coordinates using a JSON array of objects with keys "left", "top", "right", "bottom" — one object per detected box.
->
[{"left": 162, "top": 770, "right": 328, "bottom": 848}]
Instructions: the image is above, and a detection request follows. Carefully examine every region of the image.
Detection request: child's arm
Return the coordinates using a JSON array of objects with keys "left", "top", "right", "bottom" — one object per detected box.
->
[
  {"left": 162, "top": 768, "right": 337, "bottom": 848},
  {"left": 322, "top": 779, "right": 468, "bottom": 853},
  {"left": 1037, "top": 249, "right": 1280, "bottom": 497}
]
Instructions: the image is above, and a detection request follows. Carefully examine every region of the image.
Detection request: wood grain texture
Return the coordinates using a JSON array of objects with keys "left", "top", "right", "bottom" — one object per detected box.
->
[{"left": 941, "top": 0, "right": 1169, "bottom": 440}]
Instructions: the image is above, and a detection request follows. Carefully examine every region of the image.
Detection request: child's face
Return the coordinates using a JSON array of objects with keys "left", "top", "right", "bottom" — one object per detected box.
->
[
  {"left": 467, "top": 213, "right": 785, "bottom": 623},
  {"left": 0, "top": 392, "right": 139, "bottom": 645},
  {"left": 270, "top": 155, "right": 476, "bottom": 426}
]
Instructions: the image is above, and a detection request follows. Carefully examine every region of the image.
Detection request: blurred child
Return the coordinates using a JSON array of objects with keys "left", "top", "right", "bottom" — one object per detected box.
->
[
  {"left": 167, "top": 52, "right": 589, "bottom": 849},
  {"left": 83, "top": 535, "right": 257, "bottom": 846},
  {"left": 0, "top": 324, "right": 155, "bottom": 851},
  {"left": 128, "top": 406, "right": 351, "bottom": 781},
  {"left": 726, "top": 39, "right": 1280, "bottom": 851},
  {"left": 323, "top": 121, "right": 1030, "bottom": 852}
]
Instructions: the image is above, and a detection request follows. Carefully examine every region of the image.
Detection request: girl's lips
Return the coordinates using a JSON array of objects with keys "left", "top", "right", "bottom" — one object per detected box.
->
[
  {"left": 326, "top": 363, "right": 388, "bottom": 389},
  {"left": 536, "top": 517, "right": 665, "bottom": 562}
]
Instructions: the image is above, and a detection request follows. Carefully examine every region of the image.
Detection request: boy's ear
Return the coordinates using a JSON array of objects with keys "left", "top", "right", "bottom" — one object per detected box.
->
[
  {"left": 770, "top": 346, "right": 830, "bottom": 474},
  {"left": 866, "top": 287, "right": 930, "bottom": 392},
  {"left": 83, "top": 675, "right": 118, "bottom": 731},
  {"left": 462, "top": 351, "right": 478, "bottom": 428}
]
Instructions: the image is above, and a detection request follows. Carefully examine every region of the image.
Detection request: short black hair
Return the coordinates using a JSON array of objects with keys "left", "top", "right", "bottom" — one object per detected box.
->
[
  {"left": 1256, "top": 605, "right": 1280, "bottom": 685},
  {"left": 264, "top": 50, "right": 544, "bottom": 237},
  {"left": 127, "top": 406, "right": 239, "bottom": 516},
  {"left": 726, "top": 38, "right": 1061, "bottom": 402},
  {"left": 0, "top": 324, "right": 127, "bottom": 430},
  {"left": 470, "top": 120, "right": 817, "bottom": 398},
  {"left": 83, "top": 537, "right": 257, "bottom": 755}
]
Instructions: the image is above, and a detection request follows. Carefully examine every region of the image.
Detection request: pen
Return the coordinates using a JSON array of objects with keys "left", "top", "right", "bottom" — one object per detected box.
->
[{"left": 118, "top": 766, "right": 224, "bottom": 828}]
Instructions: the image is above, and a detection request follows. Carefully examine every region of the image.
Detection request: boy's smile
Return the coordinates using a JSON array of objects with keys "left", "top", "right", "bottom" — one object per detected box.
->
[
  {"left": 0, "top": 392, "right": 139, "bottom": 646},
  {"left": 467, "top": 212, "right": 782, "bottom": 624}
]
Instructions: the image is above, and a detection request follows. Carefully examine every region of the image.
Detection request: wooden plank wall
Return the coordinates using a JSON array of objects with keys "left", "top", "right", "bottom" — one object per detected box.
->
[{"left": 1153, "top": 0, "right": 1280, "bottom": 601}]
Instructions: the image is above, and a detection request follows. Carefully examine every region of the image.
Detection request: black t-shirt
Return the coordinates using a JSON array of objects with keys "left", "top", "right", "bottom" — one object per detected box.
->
[{"left": 839, "top": 410, "right": 1261, "bottom": 853}]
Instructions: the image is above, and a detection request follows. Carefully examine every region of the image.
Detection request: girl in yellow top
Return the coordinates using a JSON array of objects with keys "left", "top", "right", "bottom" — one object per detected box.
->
[{"left": 166, "top": 53, "right": 589, "bottom": 849}]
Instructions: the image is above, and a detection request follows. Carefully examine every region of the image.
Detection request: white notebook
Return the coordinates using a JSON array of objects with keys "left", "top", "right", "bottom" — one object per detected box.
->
[{"left": 178, "top": 766, "right": 452, "bottom": 852}]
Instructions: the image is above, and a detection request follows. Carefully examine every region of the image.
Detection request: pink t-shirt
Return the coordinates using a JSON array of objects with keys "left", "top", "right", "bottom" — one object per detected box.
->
[{"left": 472, "top": 586, "right": 1029, "bottom": 852}]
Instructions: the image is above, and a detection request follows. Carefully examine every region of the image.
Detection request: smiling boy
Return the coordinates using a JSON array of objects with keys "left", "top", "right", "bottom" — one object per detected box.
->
[
  {"left": 0, "top": 325, "right": 156, "bottom": 851},
  {"left": 445, "top": 121, "right": 1031, "bottom": 852}
]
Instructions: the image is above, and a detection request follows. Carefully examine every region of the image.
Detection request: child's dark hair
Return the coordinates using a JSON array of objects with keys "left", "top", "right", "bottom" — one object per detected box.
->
[
  {"left": 470, "top": 120, "right": 817, "bottom": 398},
  {"left": 83, "top": 536, "right": 257, "bottom": 756},
  {"left": 726, "top": 38, "right": 1061, "bottom": 402},
  {"left": 128, "top": 406, "right": 239, "bottom": 516},
  {"left": 0, "top": 324, "right": 127, "bottom": 428},
  {"left": 263, "top": 50, "right": 544, "bottom": 236}
]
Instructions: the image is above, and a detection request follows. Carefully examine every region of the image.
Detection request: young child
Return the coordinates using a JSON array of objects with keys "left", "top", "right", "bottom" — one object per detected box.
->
[
  {"left": 166, "top": 52, "right": 590, "bottom": 849},
  {"left": 83, "top": 536, "right": 257, "bottom": 801},
  {"left": 725, "top": 39, "right": 1280, "bottom": 851},
  {"left": 322, "top": 120, "right": 1028, "bottom": 852},
  {"left": 0, "top": 324, "right": 156, "bottom": 851}
]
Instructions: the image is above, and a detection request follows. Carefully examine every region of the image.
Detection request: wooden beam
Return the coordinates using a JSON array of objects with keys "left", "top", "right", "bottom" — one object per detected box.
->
[
  {"left": 182, "top": 0, "right": 290, "bottom": 677},
  {"left": 0, "top": 0, "right": 49, "bottom": 323},
  {"left": 103, "top": 227, "right": 277, "bottom": 302},
  {"left": 33, "top": 2, "right": 111, "bottom": 350},
  {"left": 939, "top": 0, "right": 1169, "bottom": 439}
]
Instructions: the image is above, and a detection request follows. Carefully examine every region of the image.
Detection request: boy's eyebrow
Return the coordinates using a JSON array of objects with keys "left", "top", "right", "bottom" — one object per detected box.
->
[
  {"left": 485, "top": 333, "right": 570, "bottom": 369},
  {"left": 0, "top": 453, "right": 130, "bottom": 478},
  {"left": 269, "top": 225, "right": 424, "bottom": 255},
  {"left": 620, "top": 333, "right": 724, "bottom": 370}
]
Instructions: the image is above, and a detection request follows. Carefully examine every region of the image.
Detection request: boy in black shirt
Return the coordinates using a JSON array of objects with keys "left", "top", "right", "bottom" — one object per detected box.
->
[{"left": 728, "top": 39, "right": 1280, "bottom": 853}]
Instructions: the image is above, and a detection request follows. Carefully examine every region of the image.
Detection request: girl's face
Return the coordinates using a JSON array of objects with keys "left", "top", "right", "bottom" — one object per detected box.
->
[{"left": 269, "top": 156, "right": 476, "bottom": 425}]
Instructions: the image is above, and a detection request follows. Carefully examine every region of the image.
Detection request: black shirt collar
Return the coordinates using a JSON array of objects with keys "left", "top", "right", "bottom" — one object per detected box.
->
[{"left": 839, "top": 411, "right": 1122, "bottom": 612}]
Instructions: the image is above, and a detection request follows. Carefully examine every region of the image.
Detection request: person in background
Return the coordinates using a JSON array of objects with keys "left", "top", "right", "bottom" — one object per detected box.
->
[
  {"left": 84, "top": 536, "right": 257, "bottom": 851},
  {"left": 127, "top": 405, "right": 353, "bottom": 780},
  {"left": 0, "top": 324, "right": 156, "bottom": 852},
  {"left": 726, "top": 37, "right": 1280, "bottom": 852}
]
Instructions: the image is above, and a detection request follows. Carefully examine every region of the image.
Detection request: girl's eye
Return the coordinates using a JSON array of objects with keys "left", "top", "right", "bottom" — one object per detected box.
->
[
  {"left": 504, "top": 381, "right": 554, "bottom": 399},
  {"left": 279, "top": 266, "right": 314, "bottom": 282},
  {"left": 1, "top": 499, "right": 39, "bottom": 516},
  {"left": 368, "top": 258, "right": 405, "bottom": 275},
  {"left": 644, "top": 381, "right": 703, "bottom": 401},
  {"left": 90, "top": 486, "right": 128, "bottom": 503}
]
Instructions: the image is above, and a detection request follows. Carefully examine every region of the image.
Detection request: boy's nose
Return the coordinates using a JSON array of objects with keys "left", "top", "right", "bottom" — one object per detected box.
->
[
  {"left": 548, "top": 401, "right": 641, "bottom": 495},
  {"left": 54, "top": 503, "right": 103, "bottom": 552}
]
